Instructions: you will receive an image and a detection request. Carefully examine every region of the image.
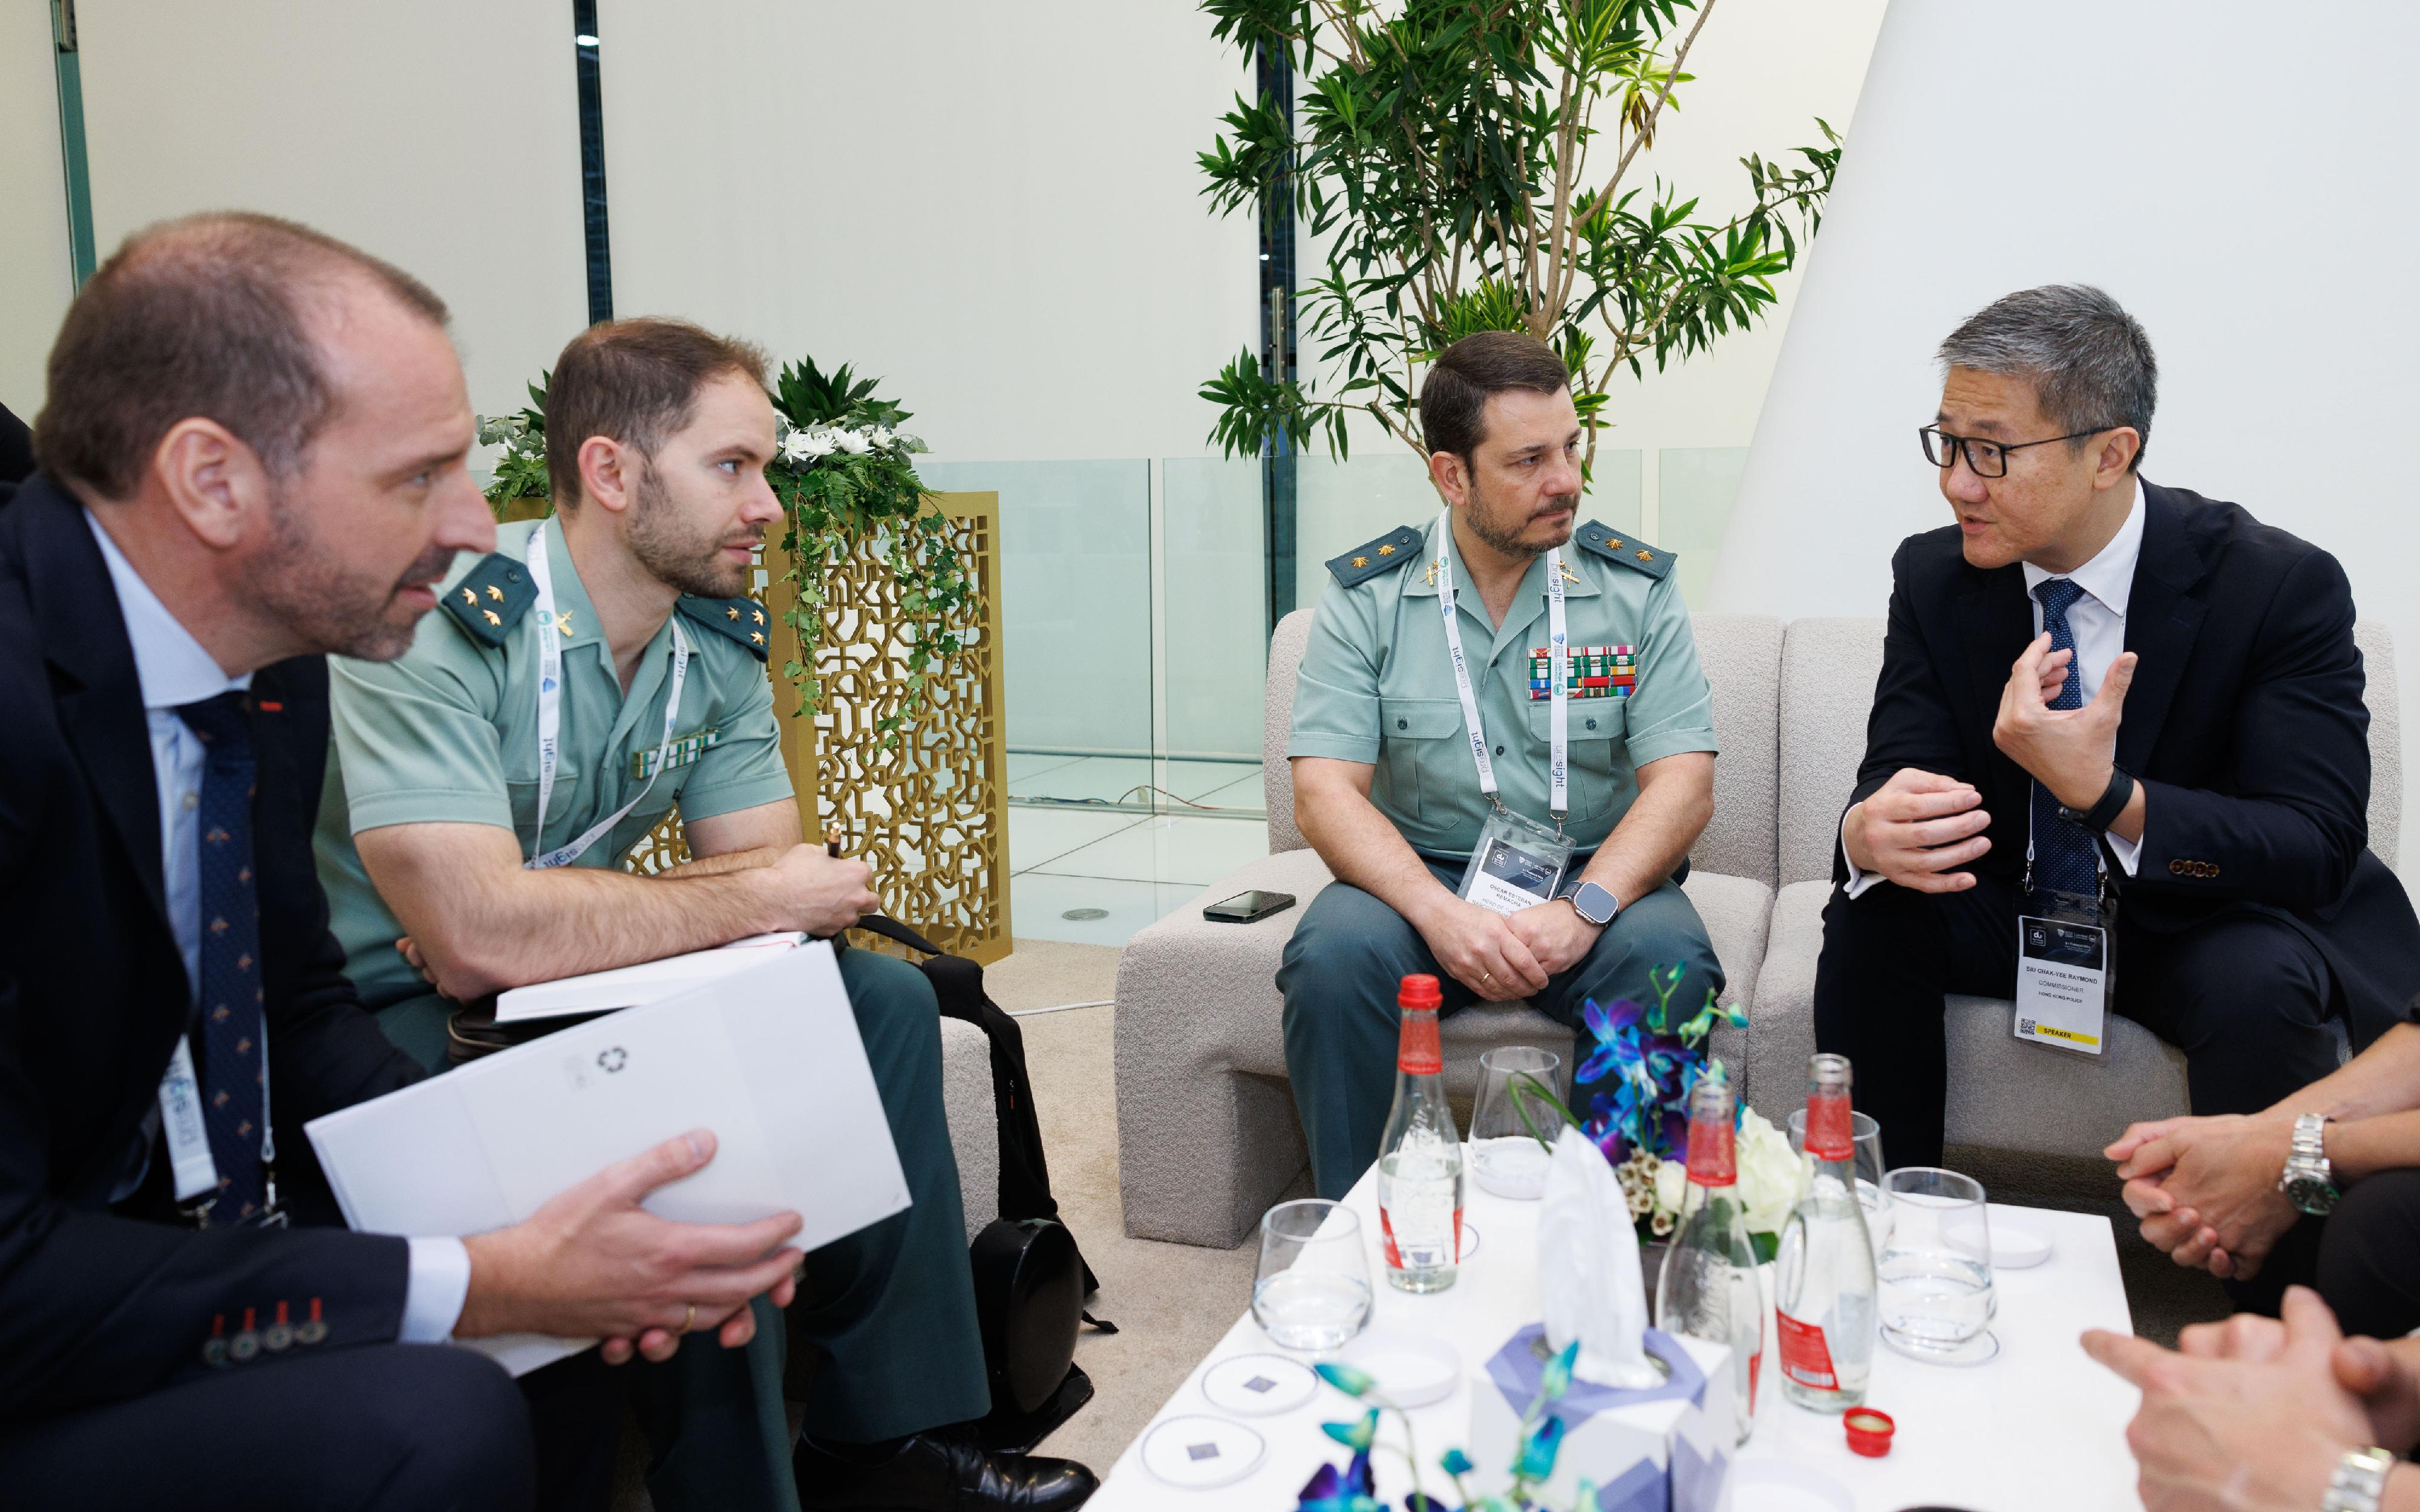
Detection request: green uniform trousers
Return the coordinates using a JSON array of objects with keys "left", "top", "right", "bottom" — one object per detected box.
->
[
  {"left": 373, "top": 946, "right": 991, "bottom": 1512},
  {"left": 1277, "top": 858, "right": 1723, "bottom": 1199}
]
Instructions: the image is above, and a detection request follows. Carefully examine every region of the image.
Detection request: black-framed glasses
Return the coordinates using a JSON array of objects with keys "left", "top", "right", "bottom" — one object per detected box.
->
[{"left": 1918, "top": 424, "right": 2108, "bottom": 478}]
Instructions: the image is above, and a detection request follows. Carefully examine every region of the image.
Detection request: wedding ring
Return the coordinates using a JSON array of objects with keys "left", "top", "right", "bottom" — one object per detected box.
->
[
  {"left": 1479, "top": 970, "right": 1493, "bottom": 983},
  {"left": 681, "top": 1303, "right": 696, "bottom": 1334}
]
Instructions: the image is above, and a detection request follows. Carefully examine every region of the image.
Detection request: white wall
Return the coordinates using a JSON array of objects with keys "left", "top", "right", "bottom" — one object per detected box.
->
[
  {"left": 596, "top": 0, "right": 1260, "bottom": 464},
  {"left": 1709, "top": 0, "right": 2420, "bottom": 869},
  {"left": 70, "top": 0, "right": 590, "bottom": 422},
  {"left": 1, "top": 1, "right": 74, "bottom": 416}
]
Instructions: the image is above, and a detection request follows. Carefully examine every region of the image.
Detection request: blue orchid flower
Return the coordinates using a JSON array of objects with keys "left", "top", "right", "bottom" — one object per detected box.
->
[
  {"left": 1516, "top": 1412, "right": 1567, "bottom": 1480},
  {"left": 1541, "top": 1340, "right": 1578, "bottom": 1401},
  {"left": 1439, "top": 1447, "right": 1474, "bottom": 1478},
  {"left": 1292, "top": 1453, "right": 1382, "bottom": 1512},
  {"left": 1315, "top": 1361, "right": 1375, "bottom": 1398},
  {"left": 1321, "top": 1410, "right": 1379, "bottom": 1452}
]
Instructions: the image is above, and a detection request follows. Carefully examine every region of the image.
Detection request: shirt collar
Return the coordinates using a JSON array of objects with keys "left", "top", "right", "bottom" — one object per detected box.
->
[
  {"left": 83, "top": 508, "right": 250, "bottom": 710},
  {"left": 2021, "top": 475, "right": 2142, "bottom": 618},
  {"left": 505, "top": 514, "right": 605, "bottom": 650},
  {"left": 1400, "top": 513, "right": 1601, "bottom": 602}
]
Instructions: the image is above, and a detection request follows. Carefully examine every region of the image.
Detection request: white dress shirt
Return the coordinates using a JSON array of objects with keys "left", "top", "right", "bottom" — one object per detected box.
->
[
  {"left": 86, "top": 511, "right": 470, "bottom": 1343},
  {"left": 1843, "top": 478, "right": 2144, "bottom": 896}
]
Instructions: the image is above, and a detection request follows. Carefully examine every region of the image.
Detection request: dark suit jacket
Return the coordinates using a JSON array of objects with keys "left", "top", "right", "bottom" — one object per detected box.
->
[
  {"left": 0, "top": 403, "right": 32, "bottom": 487},
  {"left": 1842, "top": 478, "right": 2420, "bottom": 1037},
  {"left": 0, "top": 474, "right": 427, "bottom": 1418}
]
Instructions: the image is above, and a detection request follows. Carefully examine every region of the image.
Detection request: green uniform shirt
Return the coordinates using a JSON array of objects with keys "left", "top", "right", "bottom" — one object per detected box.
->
[
  {"left": 1287, "top": 513, "right": 1719, "bottom": 858},
  {"left": 315, "top": 516, "right": 797, "bottom": 1011}
]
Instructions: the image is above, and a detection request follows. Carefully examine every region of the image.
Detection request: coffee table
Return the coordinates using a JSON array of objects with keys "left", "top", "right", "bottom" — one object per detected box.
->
[{"left": 1089, "top": 1164, "right": 2144, "bottom": 1510}]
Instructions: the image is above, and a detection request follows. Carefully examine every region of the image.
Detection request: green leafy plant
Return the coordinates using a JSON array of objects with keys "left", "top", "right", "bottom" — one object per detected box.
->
[
  {"left": 1197, "top": 0, "right": 1839, "bottom": 468},
  {"left": 473, "top": 358, "right": 969, "bottom": 736}
]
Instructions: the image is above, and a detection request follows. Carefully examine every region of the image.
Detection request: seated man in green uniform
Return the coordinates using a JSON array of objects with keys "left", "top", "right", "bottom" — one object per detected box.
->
[
  {"left": 311, "top": 318, "right": 1094, "bottom": 1512},
  {"left": 1280, "top": 330, "right": 1726, "bottom": 1199}
]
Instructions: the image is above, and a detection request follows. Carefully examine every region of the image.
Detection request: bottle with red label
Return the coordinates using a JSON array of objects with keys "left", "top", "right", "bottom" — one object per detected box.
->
[
  {"left": 1375, "top": 974, "right": 1463, "bottom": 1293},
  {"left": 1653, "top": 1072, "right": 1764, "bottom": 1444},
  {"left": 1773, "top": 1053, "right": 1877, "bottom": 1412}
]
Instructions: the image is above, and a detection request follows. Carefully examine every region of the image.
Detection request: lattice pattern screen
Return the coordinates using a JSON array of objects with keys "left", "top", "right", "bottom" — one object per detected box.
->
[{"left": 624, "top": 494, "right": 1010, "bottom": 964}]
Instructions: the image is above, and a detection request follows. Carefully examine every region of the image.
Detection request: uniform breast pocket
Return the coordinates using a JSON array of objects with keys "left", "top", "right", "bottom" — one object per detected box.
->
[
  {"left": 1525, "top": 698, "right": 1626, "bottom": 820},
  {"left": 505, "top": 771, "right": 584, "bottom": 847},
  {"left": 1376, "top": 696, "right": 1466, "bottom": 821}
]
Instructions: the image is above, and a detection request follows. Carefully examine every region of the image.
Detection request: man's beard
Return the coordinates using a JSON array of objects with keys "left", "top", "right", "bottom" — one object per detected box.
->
[
  {"left": 240, "top": 483, "right": 454, "bottom": 662},
  {"left": 627, "top": 463, "right": 760, "bottom": 599},
  {"left": 1462, "top": 471, "right": 1579, "bottom": 558}
]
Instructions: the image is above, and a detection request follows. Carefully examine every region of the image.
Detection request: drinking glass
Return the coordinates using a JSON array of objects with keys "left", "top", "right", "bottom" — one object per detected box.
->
[
  {"left": 1252, "top": 1199, "right": 1373, "bottom": 1351},
  {"left": 1790, "top": 1105, "right": 1891, "bottom": 1245},
  {"left": 1876, "top": 1167, "right": 1995, "bottom": 1355},
  {"left": 1469, "top": 1046, "right": 1568, "bottom": 1199}
]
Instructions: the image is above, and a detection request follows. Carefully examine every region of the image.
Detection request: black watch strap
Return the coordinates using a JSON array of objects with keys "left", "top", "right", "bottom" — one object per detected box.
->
[{"left": 2059, "top": 766, "right": 2136, "bottom": 835}]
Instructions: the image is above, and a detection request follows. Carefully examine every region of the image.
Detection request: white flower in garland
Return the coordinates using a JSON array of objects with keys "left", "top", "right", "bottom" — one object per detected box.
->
[
  {"left": 783, "top": 429, "right": 840, "bottom": 463},
  {"left": 833, "top": 429, "right": 873, "bottom": 455}
]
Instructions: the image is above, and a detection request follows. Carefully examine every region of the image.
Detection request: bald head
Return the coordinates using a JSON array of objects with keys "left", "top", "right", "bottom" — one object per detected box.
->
[{"left": 35, "top": 210, "right": 450, "bottom": 499}]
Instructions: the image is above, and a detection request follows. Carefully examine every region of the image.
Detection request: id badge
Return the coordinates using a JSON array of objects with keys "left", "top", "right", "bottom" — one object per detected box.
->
[
  {"left": 1458, "top": 807, "right": 1575, "bottom": 917},
  {"left": 2015, "top": 891, "right": 2114, "bottom": 1056}
]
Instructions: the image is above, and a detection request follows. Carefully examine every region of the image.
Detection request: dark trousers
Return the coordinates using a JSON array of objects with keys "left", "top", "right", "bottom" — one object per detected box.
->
[
  {"left": 376, "top": 947, "right": 992, "bottom": 1512},
  {"left": 1278, "top": 860, "right": 1724, "bottom": 1199},
  {"left": 0, "top": 1341, "right": 621, "bottom": 1511},
  {"left": 1813, "top": 874, "right": 2346, "bottom": 1170}
]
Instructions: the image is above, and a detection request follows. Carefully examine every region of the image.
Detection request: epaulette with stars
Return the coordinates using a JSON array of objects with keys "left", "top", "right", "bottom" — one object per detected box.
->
[
  {"left": 1325, "top": 524, "right": 1425, "bottom": 587},
  {"left": 1571, "top": 520, "right": 1674, "bottom": 581},
  {"left": 678, "top": 593, "right": 771, "bottom": 662},
  {"left": 437, "top": 553, "right": 537, "bottom": 647}
]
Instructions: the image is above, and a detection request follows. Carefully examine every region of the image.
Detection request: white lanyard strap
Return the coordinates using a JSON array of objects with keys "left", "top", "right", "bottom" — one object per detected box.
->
[
  {"left": 524, "top": 528, "right": 692, "bottom": 871},
  {"left": 1431, "top": 509, "right": 1568, "bottom": 817}
]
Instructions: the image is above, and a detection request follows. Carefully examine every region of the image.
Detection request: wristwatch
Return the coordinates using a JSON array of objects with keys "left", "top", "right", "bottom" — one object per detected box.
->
[
  {"left": 2058, "top": 766, "right": 2136, "bottom": 835},
  {"left": 2280, "top": 1111, "right": 2341, "bottom": 1216},
  {"left": 1566, "top": 880, "right": 1620, "bottom": 928},
  {"left": 2321, "top": 1445, "right": 2396, "bottom": 1512}
]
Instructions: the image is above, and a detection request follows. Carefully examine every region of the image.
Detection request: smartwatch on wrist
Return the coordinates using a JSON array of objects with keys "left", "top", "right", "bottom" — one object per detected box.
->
[
  {"left": 2058, "top": 766, "right": 2136, "bottom": 835},
  {"left": 2280, "top": 1111, "right": 2341, "bottom": 1216},
  {"left": 2322, "top": 1445, "right": 2396, "bottom": 1512},
  {"left": 1566, "top": 880, "right": 1619, "bottom": 928}
]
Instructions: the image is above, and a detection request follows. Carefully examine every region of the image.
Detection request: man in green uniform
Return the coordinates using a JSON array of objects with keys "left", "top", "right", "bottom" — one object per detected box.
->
[
  {"left": 1281, "top": 330, "right": 1725, "bottom": 1199},
  {"left": 312, "top": 319, "right": 1094, "bottom": 1512}
]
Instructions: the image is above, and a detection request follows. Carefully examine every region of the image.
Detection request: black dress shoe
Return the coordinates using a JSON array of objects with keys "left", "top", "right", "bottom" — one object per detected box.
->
[{"left": 796, "top": 1433, "right": 1099, "bottom": 1511}]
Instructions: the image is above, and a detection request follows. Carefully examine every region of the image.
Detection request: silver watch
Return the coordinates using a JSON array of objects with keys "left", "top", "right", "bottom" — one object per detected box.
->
[
  {"left": 2322, "top": 1445, "right": 2395, "bottom": 1512},
  {"left": 2280, "top": 1111, "right": 2340, "bottom": 1217}
]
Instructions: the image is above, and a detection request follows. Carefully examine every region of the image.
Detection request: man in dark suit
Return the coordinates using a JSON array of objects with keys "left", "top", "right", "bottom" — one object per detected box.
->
[
  {"left": 1815, "top": 285, "right": 2420, "bottom": 1227},
  {"left": 0, "top": 211, "right": 811, "bottom": 1509},
  {"left": 0, "top": 400, "right": 32, "bottom": 486}
]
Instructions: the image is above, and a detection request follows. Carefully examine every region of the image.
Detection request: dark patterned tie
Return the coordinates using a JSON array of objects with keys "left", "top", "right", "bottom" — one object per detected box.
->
[
  {"left": 2028, "top": 578, "right": 2101, "bottom": 901},
  {"left": 175, "top": 692, "right": 267, "bottom": 1221}
]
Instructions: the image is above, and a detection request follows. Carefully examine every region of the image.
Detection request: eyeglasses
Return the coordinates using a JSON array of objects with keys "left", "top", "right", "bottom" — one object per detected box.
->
[{"left": 1918, "top": 425, "right": 2109, "bottom": 479}]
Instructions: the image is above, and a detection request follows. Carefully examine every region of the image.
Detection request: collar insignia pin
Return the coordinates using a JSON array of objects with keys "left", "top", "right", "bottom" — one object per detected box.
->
[{"left": 555, "top": 612, "right": 574, "bottom": 637}]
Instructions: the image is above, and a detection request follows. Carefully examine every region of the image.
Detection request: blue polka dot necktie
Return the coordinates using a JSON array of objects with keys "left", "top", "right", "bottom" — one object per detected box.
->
[
  {"left": 175, "top": 692, "right": 268, "bottom": 1222},
  {"left": 2029, "top": 578, "right": 2101, "bottom": 901}
]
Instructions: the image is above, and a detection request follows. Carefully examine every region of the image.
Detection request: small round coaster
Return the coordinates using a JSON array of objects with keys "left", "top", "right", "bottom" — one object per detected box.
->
[
  {"left": 1200, "top": 1352, "right": 1319, "bottom": 1416},
  {"left": 1459, "top": 1220, "right": 1483, "bottom": 1260},
  {"left": 1140, "top": 1415, "right": 1267, "bottom": 1489},
  {"left": 1882, "top": 1326, "right": 2000, "bottom": 1367}
]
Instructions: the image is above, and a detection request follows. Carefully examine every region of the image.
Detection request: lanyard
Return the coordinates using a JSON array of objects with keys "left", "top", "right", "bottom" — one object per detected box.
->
[
  {"left": 1431, "top": 509, "right": 1569, "bottom": 819},
  {"left": 525, "top": 527, "right": 691, "bottom": 871}
]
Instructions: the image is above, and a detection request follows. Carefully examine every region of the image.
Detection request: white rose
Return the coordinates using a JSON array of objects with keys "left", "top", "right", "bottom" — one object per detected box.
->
[
  {"left": 1653, "top": 1153, "right": 1688, "bottom": 1219},
  {"left": 1734, "top": 1112, "right": 1807, "bottom": 1237}
]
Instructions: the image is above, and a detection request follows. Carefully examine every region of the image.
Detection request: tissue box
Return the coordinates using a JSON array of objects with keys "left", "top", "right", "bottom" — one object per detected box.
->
[{"left": 1468, "top": 1325, "right": 1733, "bottom": 1512}]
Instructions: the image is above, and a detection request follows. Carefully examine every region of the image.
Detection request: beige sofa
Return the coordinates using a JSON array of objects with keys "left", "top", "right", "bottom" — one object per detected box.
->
[{"left": 1111, "top": 608, "right": 2402, "bottom": 1250}]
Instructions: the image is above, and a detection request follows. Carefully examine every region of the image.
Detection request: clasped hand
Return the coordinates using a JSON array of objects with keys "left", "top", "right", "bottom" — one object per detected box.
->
[
  {"left": 2107, "top": 1113, "right": 2302, "bottom": 1280},
  {"left": 1993, "top": 633, "right": 2137, "bottom": 810},
  {"left": 1418, "top": 893, "right": 1600, "bottom": 1001}
]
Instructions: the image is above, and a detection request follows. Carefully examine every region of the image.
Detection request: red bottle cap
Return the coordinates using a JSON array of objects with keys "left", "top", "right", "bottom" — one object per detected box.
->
[
  {"left": 1398, "top": 974, "right": 1442, "bottom": 1011},
  {"left": 1843, "top": 1407, "right": 1894, "bottom": 1458}
]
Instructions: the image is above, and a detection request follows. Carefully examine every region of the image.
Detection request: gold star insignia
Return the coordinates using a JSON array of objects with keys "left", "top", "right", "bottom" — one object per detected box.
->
[
  {"left": 749, "top": 631, "right": 765, "bottom": 645},
  {"left": 1376, "top": 544, "right": 1396, "bottom": 556},
  {"left": 483, "top": 609, "right": 502, "bottom": 626},
  {"left": 460, "top": 587, "right": 478, "bottom": 606},
  {"left": 554, "top": 611, "right": 574, "bottom": 637},
  {"left": 751, "top": 608, "right": 765, "bottom": 625},
  {"left": 1607, "top": 538, "right": 1623, "bottom": 549},
  {"left": 1351, "top": 556, "right": 1369, "bottom": 569},
  {"left": 726, "top": 605, "right": 741, "bottom": 620},
  {"left": 1635, "top": 549, "right": 1654, "bottom": 562},
  {"left": 486, "top": 584, "right": 505, "bottom": 602}
]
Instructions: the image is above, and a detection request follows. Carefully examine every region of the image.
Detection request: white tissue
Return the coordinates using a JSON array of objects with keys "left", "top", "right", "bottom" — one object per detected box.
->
[{"left": 1537, "top": 1126, "right": 1665, "bottom": 1388}]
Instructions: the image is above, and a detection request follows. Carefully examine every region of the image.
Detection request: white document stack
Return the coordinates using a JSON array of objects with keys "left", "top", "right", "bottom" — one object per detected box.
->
[{"left": 306, "top": 941, "right": 907, "bottom": 1375}]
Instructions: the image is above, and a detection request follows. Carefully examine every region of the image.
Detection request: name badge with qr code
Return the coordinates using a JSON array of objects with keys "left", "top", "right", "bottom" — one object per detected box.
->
[
  {"left": 1457, "top": 807, "right": 1575, "bottom": 917},
  {"left": 2015, "top": 914, "right": 2108, "bottom": 1055}
]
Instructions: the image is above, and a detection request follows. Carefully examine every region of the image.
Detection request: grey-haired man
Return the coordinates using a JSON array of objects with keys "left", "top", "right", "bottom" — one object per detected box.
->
[{"left": 1813, "top": 286, "right": 2420, "bottom": 1307}]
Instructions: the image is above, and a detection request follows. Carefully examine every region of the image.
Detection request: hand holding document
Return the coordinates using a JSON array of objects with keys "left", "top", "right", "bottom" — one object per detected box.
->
[{"left": 308, "top": 942, "right": 907, "bottom": 1374}]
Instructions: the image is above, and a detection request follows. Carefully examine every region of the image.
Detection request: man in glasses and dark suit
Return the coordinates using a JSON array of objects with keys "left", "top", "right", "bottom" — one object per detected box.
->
[{"left": 1815, "top": 285, "right": 2420, "bottom": 1308}]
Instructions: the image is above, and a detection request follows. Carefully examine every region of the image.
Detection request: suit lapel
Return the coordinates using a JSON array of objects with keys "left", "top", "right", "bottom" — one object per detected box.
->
[
  {"left": 2116, "top": 482, "right": 2209, "bottom": 774},
  {"left": 1952, "top": 562, "right": 2036, "bottom": 818},
  {"left": 19, "top": 479, "right": 171, "bottom": 925}
]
